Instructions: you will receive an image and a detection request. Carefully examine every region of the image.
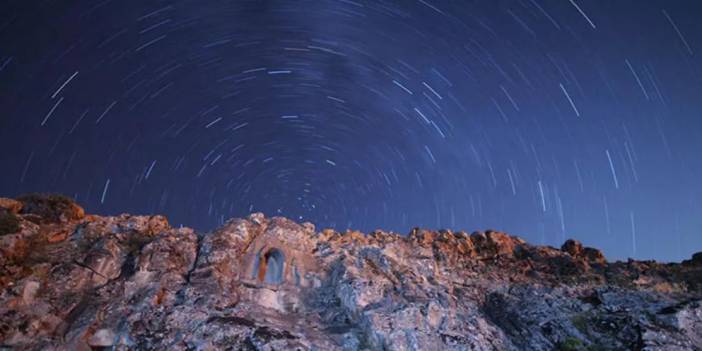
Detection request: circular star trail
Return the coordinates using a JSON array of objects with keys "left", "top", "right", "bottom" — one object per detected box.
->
[{"left": 1, "top": 1, "right": 701, "bottom": 261}]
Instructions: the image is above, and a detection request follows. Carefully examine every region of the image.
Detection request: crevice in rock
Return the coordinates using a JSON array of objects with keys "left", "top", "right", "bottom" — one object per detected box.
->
[
  {"left": 206, "top": 315, "right": 256, "bottom": 327},
  {"left": 183, "top": 232, "right": 204, "bottom": 286},
  {"left": 72, "top": 259, "right": 107, "bottom": 279},
  {"left": 174, "top": 232, "right": 204, "bottom": 306}
]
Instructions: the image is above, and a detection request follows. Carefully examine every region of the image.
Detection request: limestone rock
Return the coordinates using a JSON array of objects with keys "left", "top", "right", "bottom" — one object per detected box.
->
[
  {"left": 16, "top": 193, "right": 85, "bottom": 223},
  {"left": 562, "top": 238, "right": 607, "bottom": 265},
  {"left": 88, "top": 329, "right": 116, "bottom": 347},
  {"left": 561, "top": 239, "right": 584, "bottom": 257},
  {"left": 0, "top": 198, "right": 22, "bottom": 214},
  {"left": 0, "top": 196, "right": 700, "bottom": 350},
  {"left": 0, "top": 210, "right": 21, "bottom": 236}
]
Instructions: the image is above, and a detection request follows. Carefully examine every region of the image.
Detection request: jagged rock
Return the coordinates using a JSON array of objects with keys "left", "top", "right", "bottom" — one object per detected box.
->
[
  {"left": 562, "top": 239, "right": 607, "bottom": 265},
  {"left": 561, "top": 239, "right": 584, "bottom": 257},
  {"left": 0, "top": 198, "right": 22, "bottom": 214},
  {"left": 684, "top": 252, "right": 702, "bottom": 266},
  {"left": 583, "top": 247, "right": 606, "bottom": 264},
  {"left": 0, "top": 196, "right": 700, "bottom": 350},
  {"left": 0, "top": 210, "right": 21, "bottom": 236},
  {"left": 16, "top": 193, "right": 85, "bottom": 223}
]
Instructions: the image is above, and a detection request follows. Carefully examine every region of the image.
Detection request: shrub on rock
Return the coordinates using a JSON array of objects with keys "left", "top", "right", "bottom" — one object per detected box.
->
[
  {"left": 0, "top": 210, "right": 21, "bottom": 235},
  {"left": 16, "top": 193, "right": 85, "bottom": 223}
]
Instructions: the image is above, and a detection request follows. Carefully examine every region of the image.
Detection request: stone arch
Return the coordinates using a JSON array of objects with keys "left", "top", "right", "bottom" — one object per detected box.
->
[{"left": 253, "top": 248, "right": 285, "bottom": 285}]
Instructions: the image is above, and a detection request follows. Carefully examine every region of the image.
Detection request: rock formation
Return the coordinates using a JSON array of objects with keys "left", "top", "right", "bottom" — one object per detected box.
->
[{"left": 1, "top": 194, "right": 701, "bottom": 350}]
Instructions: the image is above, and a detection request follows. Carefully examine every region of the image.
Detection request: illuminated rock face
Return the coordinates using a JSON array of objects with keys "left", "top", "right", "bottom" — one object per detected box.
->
[
  {"left": 239, "top": 215, "right": 316, "bottom": 291},
  {"left": 1, "top": 195, "right": 702, "bottom": 350}
]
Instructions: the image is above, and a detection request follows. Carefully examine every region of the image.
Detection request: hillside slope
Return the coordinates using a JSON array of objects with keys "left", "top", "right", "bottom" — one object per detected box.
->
[{"left": 1, "top": 195, "right": 701, "bottom": 350}]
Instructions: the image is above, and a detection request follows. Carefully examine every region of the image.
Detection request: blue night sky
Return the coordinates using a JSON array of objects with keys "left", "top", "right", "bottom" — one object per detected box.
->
[{"left": 1, "top": 1, "right": 701, "bottom": 261}]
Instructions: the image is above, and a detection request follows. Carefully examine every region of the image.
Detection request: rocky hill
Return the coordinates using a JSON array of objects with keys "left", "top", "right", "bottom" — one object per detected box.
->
[{"left": 1, "top": 194, "right": 701, "bottom": 350}]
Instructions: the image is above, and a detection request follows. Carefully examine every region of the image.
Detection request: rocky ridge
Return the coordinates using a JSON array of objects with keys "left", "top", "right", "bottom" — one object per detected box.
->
[{"left": 1, "top": 194, "right": 701, "bottom": 350}]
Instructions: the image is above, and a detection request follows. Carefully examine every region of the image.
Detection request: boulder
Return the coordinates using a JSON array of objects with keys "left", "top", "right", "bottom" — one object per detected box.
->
[
  {"left": 0, "top": 198, "right": 22, "bottom": 214},
  {"left": 16, "top": 193, "right": 84, "bottom": 222},
  {"left": 561, "top": 239, "right": 583, "bottom": 257},
  {"left": 562, "top": 239, "right": 606, "bottom": 264},
  {"left": 683, "top": 252, "right": 702, "bottom": 266}
]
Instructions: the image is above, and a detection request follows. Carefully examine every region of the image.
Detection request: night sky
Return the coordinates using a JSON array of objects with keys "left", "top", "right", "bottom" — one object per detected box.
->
[{"left": 1, "top": 1, "right": 701, "bottom": 262}]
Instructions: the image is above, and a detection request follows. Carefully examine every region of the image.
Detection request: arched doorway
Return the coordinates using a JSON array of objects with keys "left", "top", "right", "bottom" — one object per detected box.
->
[{"left": 253, "top": 248, "right": 285, "bottom": 285}]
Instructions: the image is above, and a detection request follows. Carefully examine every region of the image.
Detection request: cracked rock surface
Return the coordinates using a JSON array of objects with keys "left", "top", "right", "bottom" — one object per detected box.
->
[{"left": 1, "top": 194, "right": 701, "bottom": 350}]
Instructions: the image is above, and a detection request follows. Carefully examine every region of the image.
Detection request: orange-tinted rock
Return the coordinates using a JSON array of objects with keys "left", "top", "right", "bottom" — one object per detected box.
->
[
  {"left": 0, "top": 198, "right": 23, "bottom": 214},
  {"left": 561, "top": 239, "right": 584, "bottom": 257},
  {"left": 583, "top": 247, "right": 606, "bottom": 264},
  {"left": 0, "top": 195, "right": 699, "bottom": 350},
  {"left": 561, "top": 239, "right": 606, "bottom": 265},
  {"left": 16, "top": 194, "right": 84, "bottom": 223}
]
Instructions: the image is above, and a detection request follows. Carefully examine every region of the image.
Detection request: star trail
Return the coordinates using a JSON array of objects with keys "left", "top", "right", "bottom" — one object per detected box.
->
[{"left": 1, "top": 1, "right": 701, "bottom": 261}]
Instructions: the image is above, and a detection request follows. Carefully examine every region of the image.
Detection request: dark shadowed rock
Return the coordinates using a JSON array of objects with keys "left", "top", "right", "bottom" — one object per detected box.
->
[
  {"left": 0, "top": 210, "right": 21, "bottom": 236},
  {"left": 16, "top": 193, "right": 85, "bottom": 223},
  {"left": 562, "top": 239, "right": 607, "bottom": 265},
  {"left": 683, "top": 252, "right": 702, "bottom": 266},
  {"left": 0, "top": 196, "right": 700, "bottom": 350},
  {"left": 583, "top": 247, "right": 606, "bottom": 264},
  {"left": 561, "top": 239, "right": 583, "bottom": 257}
]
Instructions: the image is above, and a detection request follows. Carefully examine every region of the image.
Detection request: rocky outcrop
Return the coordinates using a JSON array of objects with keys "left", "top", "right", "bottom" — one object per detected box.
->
[{"left": 1, "top": 194, "right": 701, "bottom": 350}]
